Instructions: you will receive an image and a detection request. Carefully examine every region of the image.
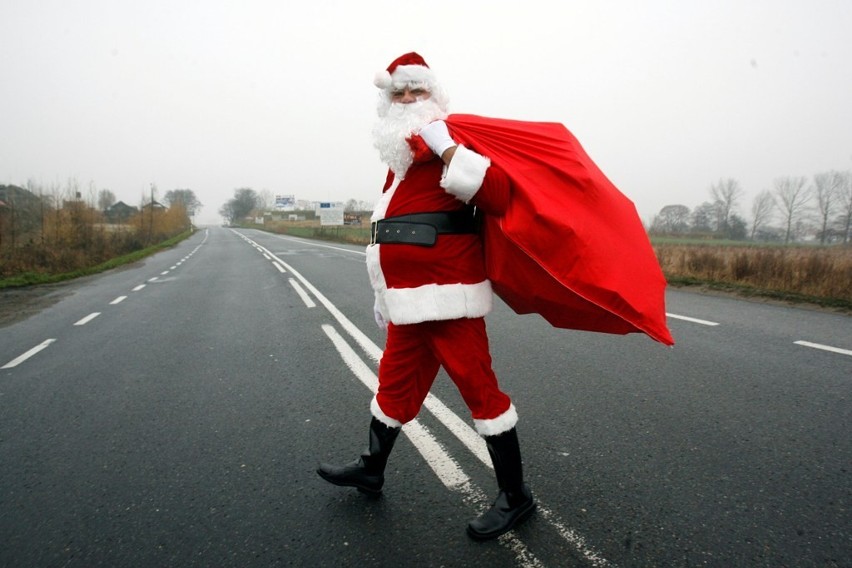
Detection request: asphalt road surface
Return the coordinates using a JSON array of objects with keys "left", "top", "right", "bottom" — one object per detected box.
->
[{"left": 1, "top": 227, "right": 849, "bottom": 567}]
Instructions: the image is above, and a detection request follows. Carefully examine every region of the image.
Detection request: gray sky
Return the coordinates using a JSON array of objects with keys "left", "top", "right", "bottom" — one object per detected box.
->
[{"left": 2, "top": 0, "right": 850, "bottom": 226}]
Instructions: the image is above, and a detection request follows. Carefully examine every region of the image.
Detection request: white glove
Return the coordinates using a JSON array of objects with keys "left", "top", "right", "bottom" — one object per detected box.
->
[
  {"left": 373, "top": 299, "right": 388, "bottom": 331},
  {"left": 418, "top": 120, "right": 456, "bottom": 157}
]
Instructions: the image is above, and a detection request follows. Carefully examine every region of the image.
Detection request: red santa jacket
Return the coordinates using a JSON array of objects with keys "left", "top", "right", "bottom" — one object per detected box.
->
[{"left": 367, "top": 143, "right": 510, "bottom": 325}]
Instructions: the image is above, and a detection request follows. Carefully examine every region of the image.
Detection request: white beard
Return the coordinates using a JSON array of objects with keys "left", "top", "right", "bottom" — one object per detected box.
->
[{"left": 372, "top": 98, "right": 447, "bottom": 179}]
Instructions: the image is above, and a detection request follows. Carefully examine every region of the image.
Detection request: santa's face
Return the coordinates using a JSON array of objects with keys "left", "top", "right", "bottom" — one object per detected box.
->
[{"left": 372, "top": 88, "right": 447, "bottom": 178}]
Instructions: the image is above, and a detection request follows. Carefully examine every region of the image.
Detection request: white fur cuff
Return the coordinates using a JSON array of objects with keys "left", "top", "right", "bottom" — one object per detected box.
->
[
  {"left": 440, "top": 145, "right": 490, "bottom": 203},
  {"left": 371, "top": 396, "right": 403, "bottom": 428},
  {"left": 474, "top": 404, "right": 519, "bottom": 436}
]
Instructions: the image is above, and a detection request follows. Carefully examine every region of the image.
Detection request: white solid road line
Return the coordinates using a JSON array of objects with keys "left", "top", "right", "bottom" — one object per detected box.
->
[
  {"left": 289, "top": 279, "right": 316, "bottom": 308},
  {"left": 236, "top": 231, "right": 612, "bottom": 567},
  {"left": 320, "top": 325, "right": 475, "bottom": 486},
  {"left": 321, "top": 325, "right": 548, "bottom": 568},
  {"left": 2, "top": 339, "right": 57, "bottom": 369}
]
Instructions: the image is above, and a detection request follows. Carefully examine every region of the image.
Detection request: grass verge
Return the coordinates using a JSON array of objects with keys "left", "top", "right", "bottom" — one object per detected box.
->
[
  {"left": 0, "top": 229, "right": 195, "bottom": 290},
  {"left": 666, "top": 276, "right": 852, "bottom": 312}
]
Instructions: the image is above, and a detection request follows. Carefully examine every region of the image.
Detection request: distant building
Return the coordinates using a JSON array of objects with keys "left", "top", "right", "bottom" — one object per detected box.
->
[
  {"left": 105, "top": 201, "right": 139, "bottom": 222},
  {"left": 141, "top": 200, "right": 167, "bottom": 211}
]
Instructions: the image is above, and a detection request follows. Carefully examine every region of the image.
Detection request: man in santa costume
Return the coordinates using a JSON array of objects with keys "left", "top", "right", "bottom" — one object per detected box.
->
[{"left": 317, "top": 52, "right": 535, "bottom": 540}]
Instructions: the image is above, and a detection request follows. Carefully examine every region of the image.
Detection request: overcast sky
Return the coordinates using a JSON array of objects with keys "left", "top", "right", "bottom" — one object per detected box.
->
[{"left": 2, "top": 0, "right": 850, "bottom": 226}]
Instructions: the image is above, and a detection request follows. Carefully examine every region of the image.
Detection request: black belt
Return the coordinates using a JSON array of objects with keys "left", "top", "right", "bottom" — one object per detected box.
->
[{"left": 370, "top": 210, "right": 478, "bottom": 246}]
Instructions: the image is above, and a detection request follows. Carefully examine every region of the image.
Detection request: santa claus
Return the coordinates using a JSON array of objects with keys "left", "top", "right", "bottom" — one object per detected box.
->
[{"left": 317, "top": 52, "right": 535, "bottom": 541}]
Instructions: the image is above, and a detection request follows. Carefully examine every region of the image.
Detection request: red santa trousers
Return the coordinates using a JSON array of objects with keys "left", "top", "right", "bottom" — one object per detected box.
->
[{"left": 372, "top": 316, "right": 517, "bottom": 436}]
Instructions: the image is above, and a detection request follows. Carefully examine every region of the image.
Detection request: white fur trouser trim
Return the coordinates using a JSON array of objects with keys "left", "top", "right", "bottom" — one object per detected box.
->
[
  {"left": 382, "top": 280, "right": 493, "bottom": 325},
  {"left": 474, "top": 403, "right": 519, "bottom": 437},
  {"left": 371, "top": 396, "right": 403, "bottom": 428}
]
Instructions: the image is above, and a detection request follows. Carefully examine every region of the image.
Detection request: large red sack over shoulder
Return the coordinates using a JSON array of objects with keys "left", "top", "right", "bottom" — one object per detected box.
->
[{"left": 446, "top": 114, "right": 674, "bottom": 346}]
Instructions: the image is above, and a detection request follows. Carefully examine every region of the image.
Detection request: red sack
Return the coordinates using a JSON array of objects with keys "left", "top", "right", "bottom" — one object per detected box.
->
[{"left": 446, "top": 114, "right": 674, "bottom": 346}]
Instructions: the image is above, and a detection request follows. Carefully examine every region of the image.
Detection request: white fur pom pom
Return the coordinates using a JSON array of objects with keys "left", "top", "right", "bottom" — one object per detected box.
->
[{"left": 374, "top": 70, "right": 392, "bottom": 89}]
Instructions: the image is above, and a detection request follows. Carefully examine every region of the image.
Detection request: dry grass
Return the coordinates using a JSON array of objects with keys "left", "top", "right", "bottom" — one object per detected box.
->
[
  {"left": 654, "top": 244, "right": 852, "bottom": 305},
  {"left": 1, "top": 205, "right": 191, "bottom": 279}
]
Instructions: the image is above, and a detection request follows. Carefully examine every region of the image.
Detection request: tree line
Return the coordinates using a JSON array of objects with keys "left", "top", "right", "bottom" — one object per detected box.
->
[{"left": 650, "top": 171, "right": 852, "bottom": 244}]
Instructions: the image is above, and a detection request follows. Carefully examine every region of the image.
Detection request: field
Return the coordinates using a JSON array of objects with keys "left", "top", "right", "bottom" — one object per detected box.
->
[{"left": 653, "top": 242, "right": 851, "bottom": 308}]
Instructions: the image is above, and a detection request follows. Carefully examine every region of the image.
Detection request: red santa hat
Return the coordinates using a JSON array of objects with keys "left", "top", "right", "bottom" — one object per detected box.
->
[{"left": 374, "top": 52, "right": 437, "bottom": 90}]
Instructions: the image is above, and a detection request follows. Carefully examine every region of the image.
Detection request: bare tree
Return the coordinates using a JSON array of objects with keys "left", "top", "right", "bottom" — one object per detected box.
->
[
  {"left": 98, "top": 189, "right": 116, "bottom": 211},
  {"left": 710, "top": 178, "right": 743, "bottom": 234},
  {"left": 219, "top": 188, "right": 258, "bottom": 225},
  {"left": 812, "top": 171, "right": 842, "bottom": 244},
  {"left": 749, "top": 190, "right": 775, "bottom": 240},
  {"left": 256, "top": 189, "right": 274, "bottom": 212},
  {"left": 163, "top": 189, "right": 202, "bottom": 217},
  {"left": 344, "top": 198, "right": 361, "bottom": 212},
  {"left": 835, "top": 170, "right": 852, "bottom": 244},
  {"left": 691, "top": 202, "right": 716, "bottom": 233},
  {"left": 773, "top": 176, "right": 811, "bottom": 244},
  {"left": 651, "top": 204, "right": 691, "bottom": 234},
  {"left": 26, "top": 178, "right": 48, "bottom": 245}
]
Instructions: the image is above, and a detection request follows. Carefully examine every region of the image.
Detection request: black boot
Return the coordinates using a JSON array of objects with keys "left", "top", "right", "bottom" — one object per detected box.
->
[
  {"left": 317, "top": 417, "right": 401, "bottom": 495},
  {"left": 467, "top": 427, "right": 536, "bottom": 540}
]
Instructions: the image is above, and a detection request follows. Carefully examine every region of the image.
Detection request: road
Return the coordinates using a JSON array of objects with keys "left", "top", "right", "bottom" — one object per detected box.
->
[{"left": 1, "top": 227, "right": 849, "bottom": 567}]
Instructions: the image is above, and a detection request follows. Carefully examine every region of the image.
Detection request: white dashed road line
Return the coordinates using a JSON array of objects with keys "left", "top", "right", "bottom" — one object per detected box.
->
[
  {"left": 794, "top": 340, "right": 852, "bottom": 357},
  {"left": 666, "top": 313, "right": 719, "bottom": 326},
  {"left": 74, "top": 312, "right": 101, "bottom": 326},
  {"left": 2, "top": 229, "right": 210, "bottom": 371},
  {"left": 2, "top": 339, "right": 57, "bottom": 369}
]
